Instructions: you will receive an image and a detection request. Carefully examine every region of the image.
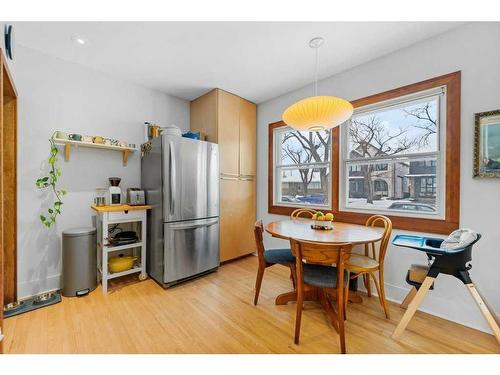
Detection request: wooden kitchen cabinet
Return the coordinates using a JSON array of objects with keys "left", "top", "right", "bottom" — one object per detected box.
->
[
  {"left": 217, "top": 90, "right": 240, "bottom": 176},
  {"left": 219, "top": 178, "right": 256, "bottom": 262},
  {"left": 190, "top": 89, "right": 256, "bottom": 262},
  {"left": 239, "top": 98, "right": 257, "bottom": 176},
  {"left": 190, "top": 89, "right": 218, "bottom": 143}
]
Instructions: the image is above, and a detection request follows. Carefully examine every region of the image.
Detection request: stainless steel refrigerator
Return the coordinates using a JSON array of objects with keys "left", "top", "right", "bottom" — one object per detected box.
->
[{"left": 141, "top": 135, "right": 219, "bottom": 287}]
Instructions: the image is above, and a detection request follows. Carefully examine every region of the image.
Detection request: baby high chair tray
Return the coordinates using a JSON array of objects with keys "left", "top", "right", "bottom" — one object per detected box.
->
[{"left": 392, "top": 234, "right": 471, "bottom": 255}]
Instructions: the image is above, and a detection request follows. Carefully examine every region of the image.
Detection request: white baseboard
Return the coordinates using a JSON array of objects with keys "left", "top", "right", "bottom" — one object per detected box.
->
[{"left": 17, "top": 274, "right": 61, "bottom": 300}]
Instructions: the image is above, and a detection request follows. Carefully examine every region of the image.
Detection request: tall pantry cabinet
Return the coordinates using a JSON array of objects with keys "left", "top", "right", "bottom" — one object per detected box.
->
[{"left": 190, "top": 89, "right": 256, "bottom": 262}]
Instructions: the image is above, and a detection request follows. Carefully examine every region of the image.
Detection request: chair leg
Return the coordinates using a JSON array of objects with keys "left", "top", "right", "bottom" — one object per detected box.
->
[
  {"left": 400, "top": 287, "right": 417, "bottom": 310},
  {"left": 363, "top": 273, "right": 372, "bottom": 297},
  {"left": 294, "top": 287, "right": 304, "bottom": 345},
  {"left": 371, "top": 271, "right": 390, "bottom": 319},
  {"left": 465, "top": 283, "right": 500, "bottom": 345},
  {"left": 289, "top": 264, "right": 296, "bottom": 289},
  {"left": 392, "top": 276, "right": 434, "bottom": 340},
  {"left": 337, "top": 284, "right": 346, "bottom": 354},
  {"left": 343, "top": 273, "right": 350, "bottom": 321},
  {"left": 253, "top": 265, "right": 265, "bottom": 306}
]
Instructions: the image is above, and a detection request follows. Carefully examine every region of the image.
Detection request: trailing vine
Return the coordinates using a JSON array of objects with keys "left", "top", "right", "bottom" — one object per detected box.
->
[{"left": 35, "top": 133, "right": 67, "bottom": 227}]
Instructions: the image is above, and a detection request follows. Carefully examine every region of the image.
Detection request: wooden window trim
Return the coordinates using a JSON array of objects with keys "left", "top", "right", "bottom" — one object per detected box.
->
[{"left": 268, "top": 72, "right": 460, "bottom": 234}]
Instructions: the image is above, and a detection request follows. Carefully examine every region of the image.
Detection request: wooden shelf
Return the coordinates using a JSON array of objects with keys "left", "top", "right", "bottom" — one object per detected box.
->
[
  {"left": 98, "top": 265, "right": 143, "bottom": 280},
  {"left": 91, "top": 204, "right": 151, "bottom": 213},
  {"left": 53, "top": 138, "right": 138, "bottom": 166},
  {"left": 103, "top": 242, "right": 144, "bottom": 253}
]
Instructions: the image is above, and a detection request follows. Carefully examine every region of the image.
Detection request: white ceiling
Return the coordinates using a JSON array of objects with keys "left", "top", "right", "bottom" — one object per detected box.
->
[{"left": 11, "top": 22, "right": 463, "bottom": 103}]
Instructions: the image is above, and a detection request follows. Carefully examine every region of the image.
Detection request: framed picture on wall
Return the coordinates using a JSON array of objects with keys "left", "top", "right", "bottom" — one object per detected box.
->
[{"left": 474, "top": 109, "right": 500, "bottom": 178}]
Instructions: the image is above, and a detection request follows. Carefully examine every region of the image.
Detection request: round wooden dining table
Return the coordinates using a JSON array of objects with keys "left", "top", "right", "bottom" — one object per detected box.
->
[{"left": 265, "top": 219, "right": 383, "bottom": 305}]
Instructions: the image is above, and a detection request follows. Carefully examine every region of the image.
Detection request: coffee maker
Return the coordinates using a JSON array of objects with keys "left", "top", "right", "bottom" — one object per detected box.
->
[{"left": 108, "top": 177, "right": 122, "bottom": 205}]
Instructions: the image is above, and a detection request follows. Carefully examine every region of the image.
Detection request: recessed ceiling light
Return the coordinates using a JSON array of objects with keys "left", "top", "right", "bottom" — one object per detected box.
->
[{"left": 71, "top": 35, "right": 88, "bottom": 46}]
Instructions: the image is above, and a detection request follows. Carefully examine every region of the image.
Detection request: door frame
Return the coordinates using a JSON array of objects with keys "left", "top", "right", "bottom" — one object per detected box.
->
[{"left": 1, "top": 48, "right": 18, "bottom": 354}]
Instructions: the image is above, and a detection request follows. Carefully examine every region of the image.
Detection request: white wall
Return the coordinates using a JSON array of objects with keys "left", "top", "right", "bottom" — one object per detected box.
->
[
  {"left": 257, "top": 22, "right": 500, "bottom": 334},
  {"left": 7, "top": 45, "right": 190, "bottom": 298}
]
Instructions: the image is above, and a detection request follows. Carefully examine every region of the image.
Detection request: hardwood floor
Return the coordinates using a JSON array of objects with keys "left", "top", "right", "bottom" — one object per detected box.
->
[{"left": 3, "top": 255, "right": 499, "bottom": 354}]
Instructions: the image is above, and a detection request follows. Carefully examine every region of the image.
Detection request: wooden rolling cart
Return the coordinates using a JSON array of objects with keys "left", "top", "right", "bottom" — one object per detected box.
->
[{"left": 92, "top": 205, "right": 151, "bottom": 293}]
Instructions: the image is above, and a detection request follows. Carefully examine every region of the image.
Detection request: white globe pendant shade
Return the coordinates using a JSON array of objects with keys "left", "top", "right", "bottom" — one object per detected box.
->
[{"left": 282, "top": 95, "right": 354, "bottom": 131}]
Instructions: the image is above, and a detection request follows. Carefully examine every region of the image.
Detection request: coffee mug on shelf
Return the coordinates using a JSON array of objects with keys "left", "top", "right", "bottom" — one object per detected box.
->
[
  {"left": 54, "top": 131, "right": 68, "bottom": 140},
  {"left": 93, "top": 136, "right": 104, "bottom": 144},
  {"left": 69, "top": 134, "right": 82, "bottom": 141}
]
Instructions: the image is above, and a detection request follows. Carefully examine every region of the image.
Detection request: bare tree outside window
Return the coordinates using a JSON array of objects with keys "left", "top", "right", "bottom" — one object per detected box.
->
[
  {"left": 348, "top": 99, "right": 438, "bottom": 205},
  {"left": 277, "top": 129, "right": 331, "bottom": 205}
]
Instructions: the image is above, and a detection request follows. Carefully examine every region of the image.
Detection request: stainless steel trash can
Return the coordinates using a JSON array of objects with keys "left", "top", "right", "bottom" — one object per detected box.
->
[{"left": 62, "top": 227, "right": 97, "bottom": 297}]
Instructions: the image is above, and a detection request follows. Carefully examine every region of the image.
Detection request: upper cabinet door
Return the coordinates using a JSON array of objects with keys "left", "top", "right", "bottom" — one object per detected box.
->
[
  {"left": 239, "top": 98, "right": 257, "bottom": 176},
  {"left": 190, "top": 89, "right": 218, "bottom": 143},
  {"left": 217, "top": 90, "right": 240, "bottom": 175}
]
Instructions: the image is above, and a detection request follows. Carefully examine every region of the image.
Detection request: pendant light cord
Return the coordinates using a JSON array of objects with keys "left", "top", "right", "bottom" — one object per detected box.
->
[{"left": 314, "top": 44, "right": 319, "bottom": 96}]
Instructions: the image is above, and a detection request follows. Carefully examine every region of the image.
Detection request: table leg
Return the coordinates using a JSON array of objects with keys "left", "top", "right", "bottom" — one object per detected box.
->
[
  {"left": 322, "top": 291, "right": 340, "bottom": 332},
  {"left": 275, "top": 288, "right": 318, "bottom": 305},
  {"left": 348, "top": 276, "right": 363, "bottom": 303}
]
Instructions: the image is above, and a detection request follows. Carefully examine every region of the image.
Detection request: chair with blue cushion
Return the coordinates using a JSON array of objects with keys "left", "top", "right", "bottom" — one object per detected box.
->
[
  {"left": 253, "top": 220, "right": 296, "bottom": 306},
  {"left": 290, "top": 238, "right": 352, "bottom": 354}
]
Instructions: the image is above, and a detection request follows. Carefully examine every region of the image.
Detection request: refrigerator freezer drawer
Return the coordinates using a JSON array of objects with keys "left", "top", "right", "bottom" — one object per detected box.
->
[{"left": 163, "top": 217, "right": 220, "bottom": 284}]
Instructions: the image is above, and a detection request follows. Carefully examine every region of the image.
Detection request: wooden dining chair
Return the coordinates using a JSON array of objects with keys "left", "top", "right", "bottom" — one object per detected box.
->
[
  {"left": 253, "top": 220, "right": 296, "bottom": 305},
  {"left": 289, "top": 238, "right": 352, "bottom": 354},
  {"left": 345, "top": 215, "right": 392, "bottom": 319},
  {"left": 290, "top": 208, "right": 316, "bottom": 220}
]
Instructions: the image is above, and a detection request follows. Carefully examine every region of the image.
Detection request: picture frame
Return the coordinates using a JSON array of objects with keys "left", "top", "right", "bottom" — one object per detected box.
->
[{"left": 474, "top": 109, "right": 500, "bottom": 178}]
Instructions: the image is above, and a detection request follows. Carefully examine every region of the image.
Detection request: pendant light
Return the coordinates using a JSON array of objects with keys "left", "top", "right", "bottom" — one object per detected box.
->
[{"left": 282, "top": 37, "right": 353, "bottom": 132}]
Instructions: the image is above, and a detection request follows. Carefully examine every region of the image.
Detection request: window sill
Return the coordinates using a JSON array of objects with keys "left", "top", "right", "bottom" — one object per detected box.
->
[{"left": 268, "top": 204, "right": 458, "bottom": 235}]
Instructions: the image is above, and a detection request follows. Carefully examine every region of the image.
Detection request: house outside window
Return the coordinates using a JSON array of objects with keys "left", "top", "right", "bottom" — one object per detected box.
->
[{"left": 341, "top": 86, "right": 445, "bottom": 218}]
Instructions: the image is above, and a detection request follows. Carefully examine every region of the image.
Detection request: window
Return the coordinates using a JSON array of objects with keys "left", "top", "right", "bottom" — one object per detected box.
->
[
  {"left": 273, "top": 127, "right": 331, "bottom": 208},
  {"left": 419, "top": 176, "right": 437, "bottom": 197},
  {"left": 269, "top": 72, "right": 460, "bottom": 234},
  {"left": 342, "top": 87, "right": 444, "bottom": 218}
]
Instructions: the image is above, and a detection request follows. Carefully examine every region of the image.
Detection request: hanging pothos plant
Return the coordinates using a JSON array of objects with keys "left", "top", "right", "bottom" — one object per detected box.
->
[{"left": 35, "top": 133, "right": 67, "bottom": 227}]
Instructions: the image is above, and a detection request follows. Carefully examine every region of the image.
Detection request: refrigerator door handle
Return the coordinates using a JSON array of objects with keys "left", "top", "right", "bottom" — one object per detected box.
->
[
  {"left": 239, "top": 175, "right": 254, "bottom": 181},
  {"left": 169, "top": 141, "right": 176, "bottom": 216},
  {"left": 220, "top": 173, "right": 239, "bottom": 181},
  {"left": 168, "top": 217, "right": 219, "bottom": 230}
]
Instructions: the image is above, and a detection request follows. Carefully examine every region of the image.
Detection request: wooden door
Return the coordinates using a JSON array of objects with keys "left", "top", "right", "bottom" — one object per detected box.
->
[
  {"left": 0, "top": 52, "right": 4, "bottom": 354},
  {"left": 190, "top": 89, "right": 218, "bottom": 143},
  {"left": 220, "top": 177, "right": 239, "bottom": 262},
  {"left": 239, "top": 99, "right": 256, "bottom": 176},
  {"left": 217, "top": 90, "right": 240, "bottom": 176},
  {"left": 220, "top": 178, "right": 255, "bottom": 262},
  {"left": 237, "top": 178, "right": 256, "bottom": 256},
  {"left": 1, "top": 51, "right": 17, "bottom": 353},
  {"left": 1, "top": 57, "right": 16, "bottom": 306}
]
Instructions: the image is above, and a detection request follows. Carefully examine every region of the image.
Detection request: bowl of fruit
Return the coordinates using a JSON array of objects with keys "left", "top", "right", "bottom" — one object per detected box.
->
[{"left": 312, "top": 211, "right": 334, "bottom": 230}]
